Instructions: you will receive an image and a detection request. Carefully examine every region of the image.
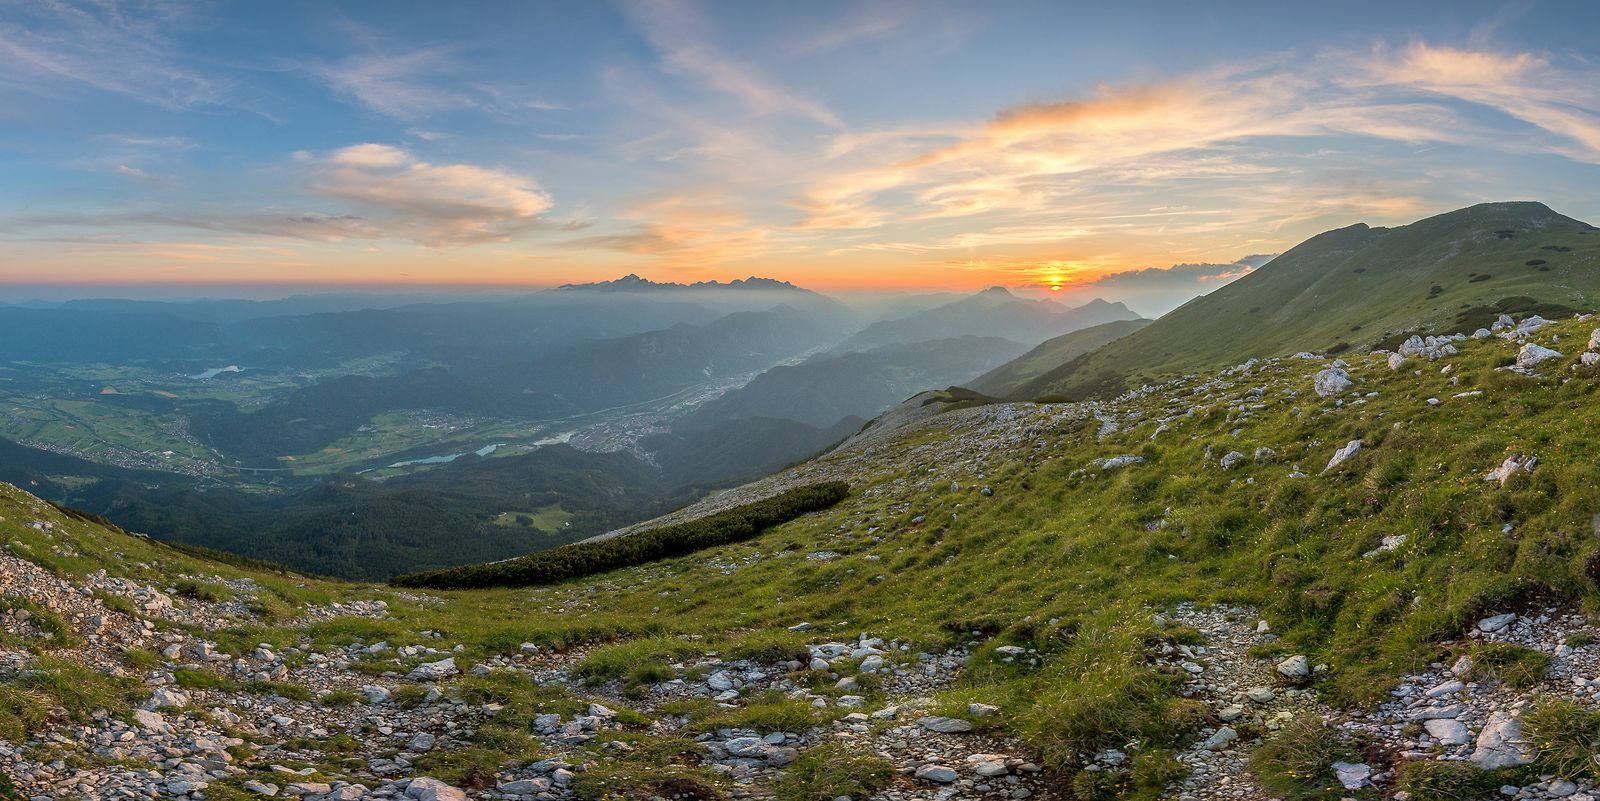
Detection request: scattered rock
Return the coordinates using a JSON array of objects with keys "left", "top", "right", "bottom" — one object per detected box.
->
[
  {"left": 1323, "top": 439, "right": 1362, "bottom": 473},
  {"left": 1276, "top": 655, "right": 1310, "bottom": 678},
  {"left": 1313, "top": 367, "right": 1354, "bottom": 397}
]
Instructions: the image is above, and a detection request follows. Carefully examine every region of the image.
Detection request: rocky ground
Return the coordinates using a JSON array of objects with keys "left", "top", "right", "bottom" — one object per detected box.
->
[
  {"left": 0, "top": 528, "right": 1056, "bottom": 801},
  {"left": 10, "top": 544, "right": 1600, "bottom": 801}
]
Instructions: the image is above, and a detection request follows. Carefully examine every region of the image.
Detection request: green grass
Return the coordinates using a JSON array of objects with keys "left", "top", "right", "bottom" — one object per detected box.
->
[
  {"left": 173, "top": 579, "right": 232, "bottom": 603},
  {"left": 0, "top": 657, "right": 144, "bottom": 739},
  {"left": 1246, "top": 716, "right": 1359, "bottom": 801},
  {"left": 1523, "top": 700, "right": 1600, "bottom": 781},
  {"left": 0, "top": 598, "right": 76, "bottom": 650},
  {"left": 572, "top": 636, "right": 702, "bottom": 683},
  {"left": 1397, "top": 759, "right": 1498, "bottom": 801},
  {"left": 391, "top": 685, "right": 430, "bottom": 708},
  {"left": 684, "top": 691, "right": 838, "bottom": 735},
  {"left": 569, "top": 735, "right": 723, "bottom": 801},
  {"left": 721, "top": 629, "right": 813, "bottom": 664},
  {"left": 174, "top": 668, "right": 236, "bottom": 690},
  {"left": 1012, "top": 623, "right": 1206, "bottom": 765},
  {"left": 1031, "top": 202, "right": 1600, "bottom": 400},
  {"left": 1465, "top": 643, "right": 1552, "bottom": 689},
  {"left": 491, "top": 504, "right": 573, "bottom": 533},
  {"left": 771, "top": 742, "right": 894, "bottom": 801},
  {"left": 413, "top": 669, "right": 589, "bottom": 785},
  {"left": 317, "top": 689, "right": 365, "bottom": 707}
]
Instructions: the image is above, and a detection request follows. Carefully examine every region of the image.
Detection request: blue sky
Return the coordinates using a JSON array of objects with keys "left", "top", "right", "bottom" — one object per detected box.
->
[{"left": 2, "top": 0, "right": 1599, "bottom": 304}]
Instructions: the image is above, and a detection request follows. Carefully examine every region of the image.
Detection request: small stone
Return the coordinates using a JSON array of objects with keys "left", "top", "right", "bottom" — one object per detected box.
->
[
  {"left": 1424, "top": 719, "right": 1471, "bottom": 745},
  {"left": 406, "top": 657, "right": 457, "bottom": 682},
  {"left": 914, "top": 764, "right": 958, "bottom": 783},
  {"left": 1276, "top": 655, "right": 1310, "bottom": 678},
  {"left": 1424, "top": 680, "right": 1464, "bottom": 698},
  {"left": 917, "top": 715, "right": 974, "bottom": 733},
  {"left": 406, "top": 777, "right": 469, "bottom": 801},
  {"left": 1477, "top": 613, "right": 1516, "bottom": 633},
  {"left": 1332, "top": 762, "right": 1371, "bottom": 789},
  {"left": 1201, "top": 726, "right": 1238, "bottom": 750}
]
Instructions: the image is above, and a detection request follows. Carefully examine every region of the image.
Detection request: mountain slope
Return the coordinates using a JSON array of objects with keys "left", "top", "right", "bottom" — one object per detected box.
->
[
  {"left": 644, "top": 415, "right": 865, "bottom": 488},
  {"left": 485, "top": 304, "right": 833, "bottom": 410},
  {"left": 677, "top": 335, "right": 1029, "bottom": 431},
  {"left": 834, "top": 287, "right": 1138, "bottom": 352},
  {"left": 968, "top": 318, "right": 1153, "bottom": 397},
  {"left": 7, "top": 311, "right": 1600, "bottom": 801},
  {"left": 1031, "top": 201, "right": 1600, "bottom": 399}
]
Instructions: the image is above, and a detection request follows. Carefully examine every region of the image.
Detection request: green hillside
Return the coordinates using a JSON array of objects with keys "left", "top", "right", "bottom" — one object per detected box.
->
[
  {"left": 967, "top": 318, "right": 1152, "bottom": 398},
  {"left": 1030, "top": 201, "right": 1600, "bottom": 399}
]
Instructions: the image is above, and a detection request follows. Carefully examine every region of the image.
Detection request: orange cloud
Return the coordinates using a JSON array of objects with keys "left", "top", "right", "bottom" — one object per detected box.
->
[
  {"left": 794, "top": 67, "right": 1314, "bottom": 232},
  {"left": 303, "top": 144, "right": 553, "bottom": 246},
  {"left": 567, "top": 193, "right": 775, "bottom": 269}
]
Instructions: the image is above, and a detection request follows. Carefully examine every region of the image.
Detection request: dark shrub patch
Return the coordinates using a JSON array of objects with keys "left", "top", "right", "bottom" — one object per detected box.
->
[{"left": 392, "top": 482, "right": 849, "bottom": 589}]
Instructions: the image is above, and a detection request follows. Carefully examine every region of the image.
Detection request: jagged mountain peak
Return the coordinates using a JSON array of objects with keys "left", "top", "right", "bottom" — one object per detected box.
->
[{"left": 555, "top": 274, "right": 807, "bottom": 292}]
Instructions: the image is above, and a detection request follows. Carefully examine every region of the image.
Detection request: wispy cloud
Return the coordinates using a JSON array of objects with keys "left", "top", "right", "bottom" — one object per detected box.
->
[
  {"left": 1344, "top": 42, "right": 1600, "bottom": 162},
  {"left": 97, "top": 134, "right": 196, "bottom": 149},
  {"left": 0, "top": 210, "right": 380, "bottom": 244},
  {"left": 314, "top": 49, "right": 470, "bottom": 121},
  {"left": 314, "top": 46, "right": 565, "bottom": 122},
  {"left": 623, "top": 0, "right": 842, "bottom": 128},
  {"left": 300, "top": 143, "right": 554, "bottom": 245},
  {"left": 785, "top": 4, "right": 916, "bottom": 55},
  {"left": 0, "top": 1, "right": 226, "bottom": 110}
]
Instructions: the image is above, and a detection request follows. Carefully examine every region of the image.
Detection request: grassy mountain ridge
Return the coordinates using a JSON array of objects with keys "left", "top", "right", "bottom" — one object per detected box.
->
[
  {"left": 1028, "top": 201, "right": 1600, "bottom": 399},
  {"left": 967, "top": 318, "right": 1153, "bottom": 398}
]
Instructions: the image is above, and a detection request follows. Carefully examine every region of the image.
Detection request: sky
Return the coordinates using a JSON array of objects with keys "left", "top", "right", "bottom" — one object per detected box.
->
[{"left": 3, "top": 0, "right": 1600, "bottom": 307}]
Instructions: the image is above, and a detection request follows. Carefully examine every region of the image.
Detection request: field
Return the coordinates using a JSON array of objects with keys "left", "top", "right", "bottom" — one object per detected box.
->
[{"left": 490, "top": 504, "right": 574, "bottom": 533}]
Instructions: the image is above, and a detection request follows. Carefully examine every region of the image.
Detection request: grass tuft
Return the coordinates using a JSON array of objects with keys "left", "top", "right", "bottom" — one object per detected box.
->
[
  {"left": 1246, "top": 716, "right": 1355, "bottom": 801},
  {"left": 1396, "top": 759, "right": 1497, "bottom": 801},
  {"left": 1523, "top": 699, "right": 1600, "bottom": 781},
  {"left": 771, "top": 742, "right": 893, "bottom": 801}
]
